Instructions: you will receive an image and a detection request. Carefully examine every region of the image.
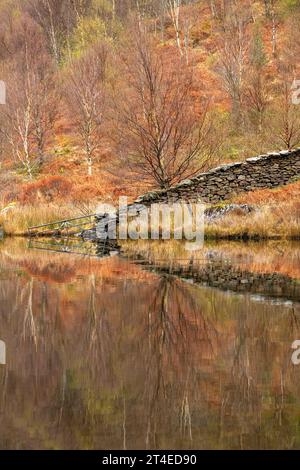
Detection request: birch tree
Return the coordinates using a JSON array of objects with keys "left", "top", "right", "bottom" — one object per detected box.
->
[
  {"left": 0, "top": 17, "right": 59, "bottom": 177},
  {"left": 66, "top": 42, "right": 108, "bottom": 177},
  {"left": 26, "top": 0, "right": 83, "bottom": 64},
  {"left": 217, "top": 0, "right": 252, "bottom": 121},
  {"left": 272, "top": 83, "right": 300, "bottom": 150},
  {"left": 115, "top": 33, "right": 214, "bottom": 189},
  {"left": 0, "top": 64, "right": 34, "bottom": 179},
  {"left": 167, "top": 0, "right": 183, "bottom": 56},
  {"left": 261, "top": 0, "right": 279, "bottom": 57}
]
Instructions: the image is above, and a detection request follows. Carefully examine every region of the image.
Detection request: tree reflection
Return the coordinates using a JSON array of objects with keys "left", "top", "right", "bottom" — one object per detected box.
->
[{"left": 0, "top": 245, "right": 300, "bottom": 449}]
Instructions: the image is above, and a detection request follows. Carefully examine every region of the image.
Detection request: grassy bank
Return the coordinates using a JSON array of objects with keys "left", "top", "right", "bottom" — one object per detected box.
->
[
  {"left": 1, "top": 202, "right": 299, "bottom": 240},
  {"left": 205, "top": 201, "right": 300, "bottom": 241},
  {"left": 0, "top": 204, "right": 77, "bottom": 236},
  {"left": 1, "top": 184, "right": 300, "bottom": 240}
]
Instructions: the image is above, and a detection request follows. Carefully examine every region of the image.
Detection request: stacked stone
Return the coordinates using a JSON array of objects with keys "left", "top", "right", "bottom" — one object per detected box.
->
[
  {"left": 146, "top": 260, "right": 300, "bottom": 302},
  {"left": 135, "top": 148, "right": 300, "bottom": 205}
]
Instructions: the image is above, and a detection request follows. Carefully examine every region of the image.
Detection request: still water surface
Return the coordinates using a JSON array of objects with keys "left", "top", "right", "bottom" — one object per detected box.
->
[{"left": 0, "top": 238, "right": 300, "bottom": 450}]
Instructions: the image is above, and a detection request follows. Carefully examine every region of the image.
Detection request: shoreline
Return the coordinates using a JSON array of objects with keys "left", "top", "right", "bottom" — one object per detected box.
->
[{"left": 1, "top": 232, "right": 300, "bottom": 242}]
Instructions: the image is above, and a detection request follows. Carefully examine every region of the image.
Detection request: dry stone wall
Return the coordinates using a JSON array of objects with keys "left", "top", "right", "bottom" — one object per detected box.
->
[
  {"left": 145, "top": 260, "right": 300, "bottom": 303},
  {"left": 135, "top": 149, "right": 300, "bottom": 205}
]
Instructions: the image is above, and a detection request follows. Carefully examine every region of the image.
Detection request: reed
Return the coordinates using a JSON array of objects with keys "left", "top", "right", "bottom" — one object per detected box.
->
[
  {"left": 0, "top": 203, "right": 76, "bottom": 235},
  {"left": 205, "top": 202, "right": 300, "bottom": 240}
]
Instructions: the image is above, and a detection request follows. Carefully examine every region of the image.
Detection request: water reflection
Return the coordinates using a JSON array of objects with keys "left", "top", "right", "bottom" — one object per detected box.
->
[
  {"left": 0, "top": 238, "right": 300, "bottom": 449},
  {"left": 123, "top": 240, "right": 300, "bottom": 303},
  {"left": 28, "top": 237, "right": 119, "bottom": 258}
]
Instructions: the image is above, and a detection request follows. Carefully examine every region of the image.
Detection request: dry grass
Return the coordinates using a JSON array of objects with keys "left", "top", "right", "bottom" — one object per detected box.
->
[
  {"left": 1, "top": 178, "right": 300, "bottom": 238},
  {"left": 2, "top": 202, "right": 300, "bottom": 238},
  {"left": 122, "top": 199, "right": 300, "bottom": 243},
  {"left": 0, "top": 204, "right": 77, "bottom": 235},
  {"left": 234, "top": 180, "right": 300, "bottom": 205},
  {"left": 206, "top": 201, "right": 300, "bottom": 240},
  {"left": 204, "top": 181, "right": 300, "bottom": 240}
]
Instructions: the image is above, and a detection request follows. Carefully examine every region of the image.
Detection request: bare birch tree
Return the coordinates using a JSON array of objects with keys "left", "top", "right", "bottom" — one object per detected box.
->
[
  {"left": 25, "top": 0, "right": 86, "bottom": 64},
  {"left": 115, "top": 33, "right": 215, "bottom": 189},
  {"left": 66, "top": 42, "right": 108, "bottom": 177},
  {"left": 261, "top": 0, "right": 279, "bottom": 57},
  {"left": 216, "top": 0, "right": 252, "bottom": 121},
  {"left": 0, "top": 17, "right": 59, "bottom": 177},
  {"left": 272, "top": 83, "right": 300, "bottom": 150},
  {"left": 167, "top": 0, "right": 182, "bottom": 56}
]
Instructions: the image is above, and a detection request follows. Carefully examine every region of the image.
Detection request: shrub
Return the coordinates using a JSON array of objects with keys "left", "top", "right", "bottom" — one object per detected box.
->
[{"left": 20, "top": 176, "right": 73, "bottom": 204}]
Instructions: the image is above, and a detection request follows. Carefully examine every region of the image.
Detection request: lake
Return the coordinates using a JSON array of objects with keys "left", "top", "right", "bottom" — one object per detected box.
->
[{"left": 0, "top": 238, "right": 300, "bottom": 450}]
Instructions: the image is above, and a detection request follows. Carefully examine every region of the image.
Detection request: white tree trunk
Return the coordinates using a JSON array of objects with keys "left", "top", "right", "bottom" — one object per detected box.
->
[
  {"left": 272, "top": 14, "right": 277, "bottom": 57},
  {"left": 87, "top": 157, "right": 93, "bottom": 176},
  {"left": 167, "top": 0, "right": 183, "bottom": 56}
]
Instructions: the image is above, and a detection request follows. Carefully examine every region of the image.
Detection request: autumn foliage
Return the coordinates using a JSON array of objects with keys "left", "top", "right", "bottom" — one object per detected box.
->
[
  {"left": 0, "top": 0, "right": 299, "bottom": 208},
  {"left": 19, "top": 176, "right": 73, "bottom": 204}
]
